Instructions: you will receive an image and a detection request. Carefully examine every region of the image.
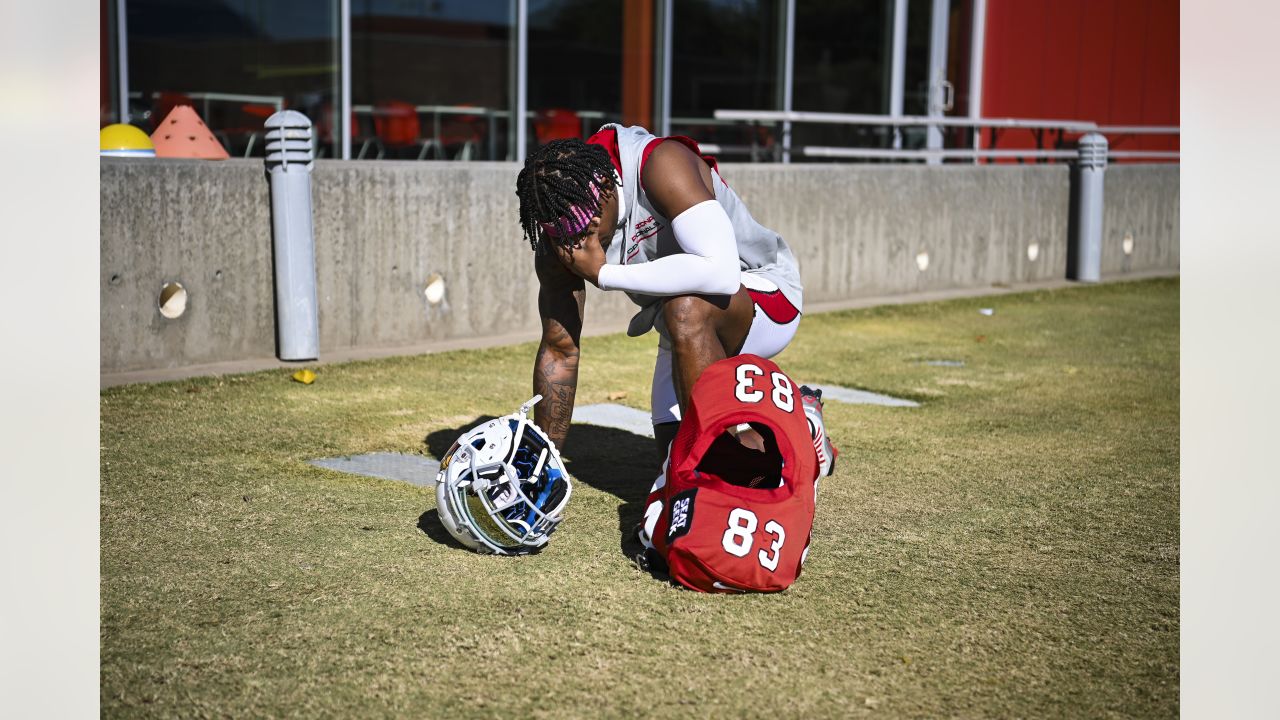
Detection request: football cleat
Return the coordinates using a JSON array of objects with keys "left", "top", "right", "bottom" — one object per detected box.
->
[{"left": 800, "top": 385, "right": 838, "bottom": 477}]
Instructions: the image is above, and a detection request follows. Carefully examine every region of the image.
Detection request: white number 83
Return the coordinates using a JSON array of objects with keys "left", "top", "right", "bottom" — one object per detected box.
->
[
  {"left": 722, "top": 507, "right": 787, "bottom": 571},
  {"left": 734, "top": 363, "right": 794, "bottom": 413}
]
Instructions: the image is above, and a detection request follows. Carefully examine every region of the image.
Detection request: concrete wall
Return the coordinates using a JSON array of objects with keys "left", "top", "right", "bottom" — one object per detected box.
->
[
  {"left": 308, "top": 161, "right": 638, "bottom": 353},
  {"left": 1102, "top": 165, "right": 1180, "bottom": 276},
  {"left": 726, "top": 164, "right": 1071, "bottom": 302},
  {"left": 101, "top": 159, "right": 638, "bottom": 373},
  {"left": 102, "top": 160, "right": 276, "bottom": 373},
  {"left": 101, "top": 158, "right": 1178, "bottom": 374}
]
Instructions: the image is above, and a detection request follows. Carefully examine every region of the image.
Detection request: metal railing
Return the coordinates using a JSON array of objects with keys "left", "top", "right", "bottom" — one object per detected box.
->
[
  {"left": 350, "top": 104, "right": 612, "bottom": 160},
  {"left": 127, "top": 91, "right": 287, "bottom": 157},
  {"left": 1096, "top": 125, "right": 1180, "bottom": 135},
  {"left": 715, "top": 109, "right": 1099, "bottom": 132},
  {"left": 803, "top": 148, "right": 1179, "bottom": 161},
  {"left": 711, "top": 109, "right": 1178, "bottom": 163},
  {"left": 128, "top": 91, "right": 285, "bottom": 124},
  {"left": 804, "top": 147, "right": 1079, "bottom": 161}
]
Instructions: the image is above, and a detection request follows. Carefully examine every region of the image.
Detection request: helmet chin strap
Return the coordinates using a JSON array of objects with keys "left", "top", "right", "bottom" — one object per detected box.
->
[
  {"left": 519, "top": 394, "right": 543, "bottom": 416},
  {"left": 508, "top": 394, "right": 544, "bottom": 466},
  {"left": 531, "top": 447, "right": 549, "bottom": 480}
]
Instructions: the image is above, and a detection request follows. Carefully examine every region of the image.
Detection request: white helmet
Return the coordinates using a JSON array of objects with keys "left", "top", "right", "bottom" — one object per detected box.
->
[{"left": 435, "top": 395, "right": 573, "bottom": 555}]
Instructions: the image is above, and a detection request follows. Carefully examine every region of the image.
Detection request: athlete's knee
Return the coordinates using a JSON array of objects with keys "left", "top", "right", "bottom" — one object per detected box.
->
[{"left": 662, "top": 295, "right": 717, "bottom": 343}]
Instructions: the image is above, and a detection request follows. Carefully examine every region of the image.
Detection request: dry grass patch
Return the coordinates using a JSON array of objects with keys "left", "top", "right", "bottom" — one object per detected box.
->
[{"left": 102, "top": 278, "right": 1178, "bottom": 718}]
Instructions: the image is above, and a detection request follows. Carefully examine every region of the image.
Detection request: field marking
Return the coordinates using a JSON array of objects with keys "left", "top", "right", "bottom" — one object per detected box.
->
[
  {"left": 809, "top": 384, "right": 921, "bottom": 407},
  {"left": 572, "top": 403, "right": 655, "bottom": 438},
  {"left": 311, "top": 387, "right": 915, "bottom": 485},
  {"left": 572, "top": 382, "right": 918, "bottom": 440},
  {"left": 310, "top": 452, "right": 440, "bottom": 487}
]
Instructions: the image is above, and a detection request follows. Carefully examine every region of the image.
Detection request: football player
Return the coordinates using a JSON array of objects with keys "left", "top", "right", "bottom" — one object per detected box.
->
[{"left": 515, "top": 124, "right": 836, "bottom": 475}]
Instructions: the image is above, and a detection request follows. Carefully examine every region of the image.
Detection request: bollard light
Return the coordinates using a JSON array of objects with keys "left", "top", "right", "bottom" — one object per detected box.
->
[
  {"left": 1070, "top": 132, "right": 1108, "bottom": 282},
  {"left": 264, "top": 110, "right": 320, "bottom": 361}
]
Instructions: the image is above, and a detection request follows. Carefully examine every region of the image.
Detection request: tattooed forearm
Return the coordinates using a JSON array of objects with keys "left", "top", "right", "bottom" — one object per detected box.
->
[
  {"left": 533, "top": 334, "right": 579, "bottom": 450},
  {"left": 533, "top": 254, "right": 585, "bottom": 451}
]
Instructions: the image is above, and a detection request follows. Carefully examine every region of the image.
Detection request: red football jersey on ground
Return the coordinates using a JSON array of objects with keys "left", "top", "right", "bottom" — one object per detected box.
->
[{"left": 646, "top": 354, "right": 819, "bottom": 593}]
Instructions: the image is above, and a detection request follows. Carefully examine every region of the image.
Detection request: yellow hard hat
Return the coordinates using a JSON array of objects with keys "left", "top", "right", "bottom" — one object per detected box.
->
[{"left": 100, "top": 123, "right": 156, "bottom": 157}]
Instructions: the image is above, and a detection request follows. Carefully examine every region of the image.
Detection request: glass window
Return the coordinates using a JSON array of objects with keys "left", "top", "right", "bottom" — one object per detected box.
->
[
  {"left": 789, "top": 0, "right": 938, "bottom": 158},
  {"left": 901, "top": 0, "right": 934, "bottom": 118},
  {"left": 351, "top": 0, "right": 515, "bottom": 160},
  {"left": 527, "top": 0, "right": 624, "bottom": 148},
  {"left": 671, "top": 0, "right": 782, "bottom": 160},
  {"left": 793, "top": 0, "right": 889, "bottom": 116},
  {"left": 902, "top": 0, "right": 971, "bottom": 152},
  {"left": 102, "top": 0, "right": 117, "bottom": 126},
  {"left": 125, "top": 0, "right": 340, "bottom": 158}
]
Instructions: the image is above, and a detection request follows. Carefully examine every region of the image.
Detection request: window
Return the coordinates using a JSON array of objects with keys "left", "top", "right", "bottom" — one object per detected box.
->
[
  {"left": 351, "top": 0, "right": 515, "bottom": 161},
  {"left": 527, "top": 0, "right": 624, "bottom": 148},
  {"left": 791, "top": 0, "right": 962, "bottom": 158},
  {"left": 125, "top": 0, "right": 340, "bottom": 158},
  {"left": 670, "top": 0, "right": 782, "bottom": 160}
]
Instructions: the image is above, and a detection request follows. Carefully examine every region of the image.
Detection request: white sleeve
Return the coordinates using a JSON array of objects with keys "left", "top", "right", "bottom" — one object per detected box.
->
[{"left": 596, "top": 199, "right": 741, "bottom": 296}]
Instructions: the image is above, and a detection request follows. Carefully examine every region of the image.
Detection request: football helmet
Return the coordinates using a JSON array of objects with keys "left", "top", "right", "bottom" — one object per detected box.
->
[{"left": 435, "top": 395, "right": 572, "bottom": 555}]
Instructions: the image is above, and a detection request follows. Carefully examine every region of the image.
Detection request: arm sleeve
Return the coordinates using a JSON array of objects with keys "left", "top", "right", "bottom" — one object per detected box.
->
[{"left": 596, "top": 199, "right": 741, "bottom": 297}]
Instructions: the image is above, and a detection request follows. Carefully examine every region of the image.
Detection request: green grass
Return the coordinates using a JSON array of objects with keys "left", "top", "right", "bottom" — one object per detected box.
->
[{"left": 101, "top": 278, "right": 1179, "bottom": 718}]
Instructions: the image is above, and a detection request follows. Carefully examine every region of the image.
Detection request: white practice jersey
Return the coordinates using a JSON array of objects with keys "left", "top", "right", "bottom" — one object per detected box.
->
[{"left": 587, "top": 124, "right": 804, "bottom": 337}]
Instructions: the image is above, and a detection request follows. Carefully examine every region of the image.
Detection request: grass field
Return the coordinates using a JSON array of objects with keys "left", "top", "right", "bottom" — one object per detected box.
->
[{"left": 100, "top": 278, "right": 1179, "bottom": 718}]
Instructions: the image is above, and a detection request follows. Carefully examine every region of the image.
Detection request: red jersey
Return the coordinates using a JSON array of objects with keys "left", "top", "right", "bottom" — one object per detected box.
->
[{"left": 644, "top": 354, "right": 819, "bottom": 593}]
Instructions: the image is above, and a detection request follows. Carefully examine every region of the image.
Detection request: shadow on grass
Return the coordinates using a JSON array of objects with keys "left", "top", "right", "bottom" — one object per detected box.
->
[
  {"left": 424, "top": 418, "right": 660, "bottom": 572},
  {"left": 416, "top": 508, "right": 473, "bottom": 552}
]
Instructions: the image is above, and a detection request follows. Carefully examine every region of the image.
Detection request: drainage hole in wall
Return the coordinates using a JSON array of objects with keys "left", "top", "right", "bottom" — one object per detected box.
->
[
  {"left": 424, "top": 273, "right": 445, "bottom": 304},
  {"left": 159, "top": 282, "right": 188, "bottom": 319},
  {"left": 109, "top": 274, "right": 121, "bottom": 285},
  {"left": 213, "top": 270, "right": 224, "bottom": 281}
]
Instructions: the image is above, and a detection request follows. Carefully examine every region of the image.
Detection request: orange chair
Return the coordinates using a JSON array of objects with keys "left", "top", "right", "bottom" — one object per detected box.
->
[
  {"left": 438, "top": 103, "right": 486, "bottom": 161},
  {"left": 534, "top": 108, "right": 582, "bottom": 147},
  {"left": 219, "top": 102, "right": 279, "bottom": 157},
  {"left": 362, "top": 99, "right": 438, "bottom": 160},
  {"left": 314, "top": 103, "right": 358, "bottom": 158}
]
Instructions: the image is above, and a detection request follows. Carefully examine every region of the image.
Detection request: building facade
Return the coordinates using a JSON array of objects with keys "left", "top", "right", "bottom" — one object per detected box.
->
[{"left": 100, "top": 0, "right": 1177, "bottom": 162}]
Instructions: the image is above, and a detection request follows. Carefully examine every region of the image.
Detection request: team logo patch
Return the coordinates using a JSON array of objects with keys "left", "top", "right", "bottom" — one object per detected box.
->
[{"left": 667, "top": 489, "right": 697, "bottom": 541}]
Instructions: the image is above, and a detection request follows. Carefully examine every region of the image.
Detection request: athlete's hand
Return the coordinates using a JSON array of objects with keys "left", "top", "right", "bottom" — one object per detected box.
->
[
  {"left": 729, "top": 423, "right": 767, "bottom": 453},
  {"left": 553, "top": 232, "right": 607, "bottom": 287}
]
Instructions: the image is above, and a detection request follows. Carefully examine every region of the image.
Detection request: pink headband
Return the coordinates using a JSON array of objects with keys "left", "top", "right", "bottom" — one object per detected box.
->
[{"left": 540, "top": 181, "right": 602, "bottom": 239}]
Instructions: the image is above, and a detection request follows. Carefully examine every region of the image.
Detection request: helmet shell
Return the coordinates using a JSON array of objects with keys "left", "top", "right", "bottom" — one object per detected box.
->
[{"left": 434, "top": 401, "right": 572, "bottom": 555}]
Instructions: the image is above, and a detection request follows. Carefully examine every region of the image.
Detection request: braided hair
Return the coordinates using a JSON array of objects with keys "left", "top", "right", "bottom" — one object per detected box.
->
[{"left": 516, "top": 138, "right": 616, "bottom": 254}]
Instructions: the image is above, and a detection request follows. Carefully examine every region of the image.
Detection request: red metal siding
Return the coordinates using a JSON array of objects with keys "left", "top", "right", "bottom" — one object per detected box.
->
[{"left": 981, "top": 0, "right": 1178, "bottom": 158}]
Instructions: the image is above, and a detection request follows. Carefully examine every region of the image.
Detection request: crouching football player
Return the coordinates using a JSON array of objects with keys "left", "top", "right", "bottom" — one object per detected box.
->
[{"left": 515, "top": 124, "right": 837, "bottom": 479}]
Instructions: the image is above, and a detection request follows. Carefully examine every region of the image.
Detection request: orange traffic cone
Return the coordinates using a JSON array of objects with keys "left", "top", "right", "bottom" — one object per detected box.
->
[{"left": 149, "top": 105, "right": 230, "bottom": 159}]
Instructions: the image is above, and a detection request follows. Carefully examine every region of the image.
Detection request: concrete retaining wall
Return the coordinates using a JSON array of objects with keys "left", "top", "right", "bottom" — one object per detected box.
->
[
  {"left": 102, "top": 160, "right": 276, "bottom": 373},
  {"left": 101, "top": 158, "right": 1178, "bottom": 375},
  {"left": 1103, "top": 165, "right": 1180, "bottom": 275},
  {"left": 726, "top": 164, "right": 1071, "bottom": 302}
]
